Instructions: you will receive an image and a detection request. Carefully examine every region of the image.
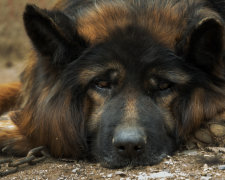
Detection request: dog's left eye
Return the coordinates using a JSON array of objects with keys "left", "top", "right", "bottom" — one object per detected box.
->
[{"left": 95, "top": 80, "right": 112, "bottom": 89}]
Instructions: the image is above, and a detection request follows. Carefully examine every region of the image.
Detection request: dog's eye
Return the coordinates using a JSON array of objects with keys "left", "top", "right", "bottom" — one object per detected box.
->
[
  {"left": 158, "top": 82, "right": 171, "bottom": 91},
  {"left": 95, "top": 80, "right": 112, "bottom": 89}
]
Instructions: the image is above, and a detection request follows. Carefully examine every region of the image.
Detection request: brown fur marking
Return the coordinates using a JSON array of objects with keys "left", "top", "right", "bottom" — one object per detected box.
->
[{"left": 0, "top": 82, "right": 21, "bottom": 115}]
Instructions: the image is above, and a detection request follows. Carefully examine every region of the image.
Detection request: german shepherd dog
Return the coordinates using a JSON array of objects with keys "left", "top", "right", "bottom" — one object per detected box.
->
[{"left": 0, "top": 0, "right": 224, "bottom": 168}]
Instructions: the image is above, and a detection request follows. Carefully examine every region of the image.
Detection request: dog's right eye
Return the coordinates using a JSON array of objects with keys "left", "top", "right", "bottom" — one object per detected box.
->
[
  {"left": 94, "top": 80, "right": 112, "bottom": 90},
  {"left": 158, "top": 81, "right": 171, "bottom": 91}
]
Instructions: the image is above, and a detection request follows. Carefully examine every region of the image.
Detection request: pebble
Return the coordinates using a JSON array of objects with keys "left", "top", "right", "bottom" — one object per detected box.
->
[
  {"left": 178, "top": 172, "right": 188, "bottom": 177},
  {"left": 107, "top": 174, "right": 113, "bottom": 178},
  {"left": 134, "top": 171, "right": 175, "bottom": 179},
  {"left": 180, "top": 150, "right": 198, "bottom": 156},
  {"left": 148, "top": 171, "right": 174, "bottom": 179},
  {"left": 164, "top": 159, "right": 174, "bottom": 165},
  {"left": 115, "top": 171, "right": 127, "bottom": 177},
  {"left": 200, "top": 176, "right": 212, "bottom": 180},
  {"left": 218, "top": 165, "right": 225, "bottom": 170},
  {"left": 203, "top": 164, "right": 209, "bottom": 171},
  {"left": 207, "top": 147, "right": 225, "bottom": 154}
]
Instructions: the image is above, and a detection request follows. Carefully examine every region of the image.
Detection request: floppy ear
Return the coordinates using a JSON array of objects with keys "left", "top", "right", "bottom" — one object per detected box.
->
[
  {"left": 23, "top": 4, "right": 88, "bottom": 65},
  {"left": 185, "top": 18, "right": 224, "bottom": 72}
]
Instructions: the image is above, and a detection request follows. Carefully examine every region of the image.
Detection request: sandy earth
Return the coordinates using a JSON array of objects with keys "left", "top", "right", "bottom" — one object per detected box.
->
[
  {"left": 0, "top": 60, "right": 24, "bottom": 84},
  {"left": 0, "top": 148, "right": 224, "bottom": 179},
  {"left": 0, "top": 62, "right": 224, "bottom": 179}
]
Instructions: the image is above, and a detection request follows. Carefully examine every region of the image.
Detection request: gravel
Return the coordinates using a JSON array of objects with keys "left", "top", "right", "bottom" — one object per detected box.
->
[{"left": 0, "top": 148, "right": 224, "bottom": 179}]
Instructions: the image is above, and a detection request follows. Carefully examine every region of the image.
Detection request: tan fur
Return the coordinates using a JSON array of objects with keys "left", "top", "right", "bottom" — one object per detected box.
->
[
  {"left": 0, "top": 115, "right": 32, "bottom": 155},
  {"left": 158, "top": 93, "right": 178, "bottom": 133},
  {"left": 123, "top": 92, "right": 139, "bottom": 125},
  {"left": 181, "top": 86, "right": 225, "bottom": 136},
  {"left": 0, "top": 82, "right": 21, "bottom": 115},
  {"left": 87, "top": 90, "right": 106, "bottom": 132},
  {"left": 78, "top": 62, "right": 125, "bottom": 86},
  {"left": 76, "top": 1, "right": 221, "bottom": 49}
]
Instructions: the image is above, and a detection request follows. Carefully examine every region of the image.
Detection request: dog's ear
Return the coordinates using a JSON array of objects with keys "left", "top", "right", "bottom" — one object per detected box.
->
[
  {"left": 23, "top": 5, "right": 88, "bottom": 65},
  {"left": 185, "top": 18, "right": 224, "bottom": 72}
]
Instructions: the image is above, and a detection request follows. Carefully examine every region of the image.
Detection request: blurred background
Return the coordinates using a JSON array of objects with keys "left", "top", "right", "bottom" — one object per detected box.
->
[{"left": 0, "top": 0, "right": 55, "bottom": 83}]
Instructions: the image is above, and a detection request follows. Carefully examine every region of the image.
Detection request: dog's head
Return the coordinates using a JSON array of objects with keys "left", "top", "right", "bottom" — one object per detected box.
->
[{"left": 23, "top": 1, "right": 225, "bottom": 168}]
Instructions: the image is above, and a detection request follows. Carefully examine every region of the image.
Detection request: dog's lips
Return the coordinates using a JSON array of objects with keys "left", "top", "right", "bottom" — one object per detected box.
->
[{"left": 96, "top": 149, "right": 169, "bottom": 168}]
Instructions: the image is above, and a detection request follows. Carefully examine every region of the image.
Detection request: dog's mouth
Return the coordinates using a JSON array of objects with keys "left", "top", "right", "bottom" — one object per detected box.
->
[
  {"left": 91, "top": 148, "right": 171, "bottom": 168},
  {"left": 101, "top": 153, "right": 168, "bottom": 169}
]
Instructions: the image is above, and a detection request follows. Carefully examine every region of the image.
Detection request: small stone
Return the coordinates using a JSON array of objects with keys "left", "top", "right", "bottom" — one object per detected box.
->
[
  {"left": 148, "top": 171, "right": 174, "bottom": 179},
  {"left": 115, "top": 171, "right": 126, "bottom": 177},
  {"left": 180, "top": 150, "right": 198, "bottom": 156},
  {"left": 107, "top": 174, "right": 113, "bottom": 178},
  {"left": 164, "top": 159, "right": 174, "bottom": 165},
  {"left": 218, "top": 165, "right": 225, "bottom": 170},
  {"left": 72, "top": 168, "right": 79, "bottom": 173},
  {"left": 203, "top": 154, "right": 211, "bottom": 157},
  {"left": 203, "top": 164, "right": 209, "bottom": 171},
  {"left": 200, "top": 176, "right": 212, "bottom": 180},
  {"left": 206, "top": 147, "right": 225, "bottom": 153},
  {"left": 209, "top": 124, "right": 225, "bottom": 137},
  {"left": 195, "top": 129, "right": 212, "bottom": 144}
]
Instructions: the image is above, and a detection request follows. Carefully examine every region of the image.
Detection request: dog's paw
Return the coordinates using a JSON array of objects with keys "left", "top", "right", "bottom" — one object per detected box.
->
[
  {"left": 186, "top": 114, "right": 225, "bottom": 149},
  {"left": 0, "top": 113, "right": 32, "bottom": 156},
  {"left": 195, "top": 122, "right": 225, "bottom": 145}
]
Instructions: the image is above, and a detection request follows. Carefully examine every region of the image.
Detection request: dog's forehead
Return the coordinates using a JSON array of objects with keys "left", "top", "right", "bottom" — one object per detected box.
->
[{"left": 76, "top": 0, "right": 186, "bottom": 49}]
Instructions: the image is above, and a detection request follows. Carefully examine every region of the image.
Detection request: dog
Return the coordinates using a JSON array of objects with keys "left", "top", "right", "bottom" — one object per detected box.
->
[{"left": 0, "top": 0, "right": 224, "bottom": 168}]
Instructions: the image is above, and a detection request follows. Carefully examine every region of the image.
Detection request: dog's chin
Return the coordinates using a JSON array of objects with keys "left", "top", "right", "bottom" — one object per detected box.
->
[{"left": 96, "top": 152, "right": 169, "bottom": 169}]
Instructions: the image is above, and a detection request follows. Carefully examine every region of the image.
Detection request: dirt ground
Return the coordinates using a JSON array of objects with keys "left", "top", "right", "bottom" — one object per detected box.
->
[
  {"left": 0, "top": 0, "right": 225, "bottom": 179},
  {"left": 0, "top": 146, "right": 224, "bottom": 179}
]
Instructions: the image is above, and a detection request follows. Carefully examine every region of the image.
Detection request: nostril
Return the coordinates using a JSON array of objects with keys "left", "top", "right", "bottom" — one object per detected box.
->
[
  {"left": 117, "top": 145, "right": 125, "bottom": 151},
  {"left": 114, "top": 141, "right": 145, "bottom": 158},
  {"left": 134, "top": 145, "right": 143, "bottom": 152}
]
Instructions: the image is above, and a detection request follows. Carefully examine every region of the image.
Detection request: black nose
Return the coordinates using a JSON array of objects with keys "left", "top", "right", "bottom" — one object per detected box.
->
[{"left": 112, "top": 127, "right": 146, "bottom": 158}]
